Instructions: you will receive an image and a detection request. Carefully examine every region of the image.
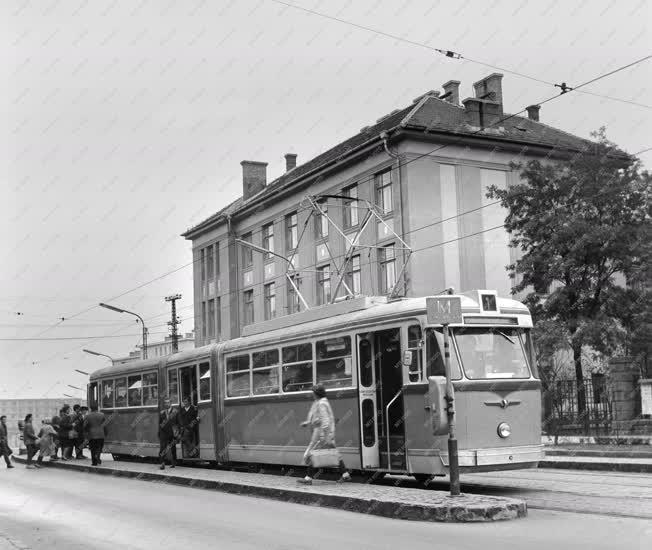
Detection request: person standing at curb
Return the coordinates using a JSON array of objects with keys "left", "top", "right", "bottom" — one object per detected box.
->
[
  {"left": 159, "top": 397, "right": 178, "bottom": 470},
  {"left": 178, "top": 397, "right": 199, "bottom": 458},
  {"left": 72, "top": 404, "right": 87, "bottom": 459},
  {"left": 58, "top": 405, "right": 73, "bottom": 460},
  {"left": 0, "top": 415, "right": 14, "bottom": 468},
  {"left": 84, "top": 405, "right": 107, "bottom": 466},
  {"left": 23, "top": 414, "right": 39, "bottom": 469},
  {"left": 37, "top": 420, "right": 56, "bottom": 466},
  {"left": 50, "top": 409, "right": 61, "bottom": 461},
  {"left": 297, "top": 384, "right": 350, "bottom": 485}
]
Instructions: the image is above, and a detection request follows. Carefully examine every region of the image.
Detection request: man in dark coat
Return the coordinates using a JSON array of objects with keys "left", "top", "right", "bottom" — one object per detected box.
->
[
  {"left": 83, "top": 405, "right": 107, "bottom": 466},
  {"left": 159, "top": 397, "right": 178, "bottom": 470},
  {"left": 178, "top": 397, "right": 199, "bottom": 458},
  {"left": 0, "top": 415, "right": 14, "bottom": 468},
  {"left": 72, "top": 404, "right": 87, "bottom": 459},
  {"left": 50, "top": 410, "right": 61, "bottom": 460},
  {"left": 58, "top": 405, "right": 74, "bottom": 460}
]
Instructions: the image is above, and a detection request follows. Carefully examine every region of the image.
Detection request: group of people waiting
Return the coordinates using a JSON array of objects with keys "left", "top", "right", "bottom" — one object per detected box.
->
[{"left": 0, "top": 404, "right": 107, "bottom": 469}]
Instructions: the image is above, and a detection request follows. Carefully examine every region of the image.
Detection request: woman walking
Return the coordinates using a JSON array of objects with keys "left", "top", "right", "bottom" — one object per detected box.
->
[
  {"left": 297, "top": 384, "right": 350, "bottom": 485},
  {"left": 22, "top": 414, "right": 39, "bottom": 469}
]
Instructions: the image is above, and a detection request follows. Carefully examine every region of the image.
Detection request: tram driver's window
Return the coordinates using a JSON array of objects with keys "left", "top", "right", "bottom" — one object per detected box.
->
[
  {"left": 316, "top": 336, "right": 352, "bottom": 388},
  {"left": 226, "top": 355, "right": 250, "bottom": 397},
  {"left": 425, "top": 329, "right": 462, "bottom": 380},
  {"left": 407, "top": 325, "right": 424, "bottom": 383},
  {"left": 282, "top": 343, "right": 313, "bottom": 393}
]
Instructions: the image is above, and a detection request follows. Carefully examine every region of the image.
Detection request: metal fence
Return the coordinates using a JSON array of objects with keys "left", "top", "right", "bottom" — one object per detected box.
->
[{"left": 543, "top": 378, "right": 613, "bottom": 435}]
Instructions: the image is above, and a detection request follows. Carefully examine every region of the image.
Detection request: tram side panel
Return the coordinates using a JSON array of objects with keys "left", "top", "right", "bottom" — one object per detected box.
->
[
  {"left": 223, "top": 389, "right": 361, "bottom": 469},
  {"left": 104, "top": 407, "right": 160, "bottom": 458}
]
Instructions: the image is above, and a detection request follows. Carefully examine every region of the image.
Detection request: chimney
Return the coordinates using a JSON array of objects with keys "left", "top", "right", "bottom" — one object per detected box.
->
[
  {"left": 462, "top": 97, "right": 502, "bottom": 128},
  {"left": 472, "top": 73, "right": 503, "bottom": 114},
  {"left": 241, "top": 160, "right": 267, "bottom": 200},
  {"left": 284, "top": 153, "right": 297, "bottom": 172},
  {"left": 441, "top": 80, "right": 460, "bottom": 106},
  {"left": 526, "top": 105, "right": 540, "bottom": 122}
]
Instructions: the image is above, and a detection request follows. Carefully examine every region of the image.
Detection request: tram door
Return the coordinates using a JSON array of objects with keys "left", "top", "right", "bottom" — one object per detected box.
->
[
  {"left": 357, "top": 329, "right": 406, "bottom": 471},
  {"left": 179, "top": 366, "right": 198, "bottom": 404}
]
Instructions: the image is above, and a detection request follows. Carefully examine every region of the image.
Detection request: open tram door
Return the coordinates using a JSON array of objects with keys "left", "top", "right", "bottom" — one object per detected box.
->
[
  {"left": 357, "top": 328, "right": 406, "bottom": 471},
  {"left": 177, "top": 365, "right": 200, "bottom": 459}
]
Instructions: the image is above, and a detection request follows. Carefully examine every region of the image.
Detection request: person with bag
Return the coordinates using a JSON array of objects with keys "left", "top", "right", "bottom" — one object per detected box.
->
[
  {"left": 0, "top": 415, "right": 14, "bottom": 468},
  {"left": 23, "top": 414, "right": 40, "bottom": 469},
  {"left": 297, "top": 384, "right": 350, "bottom": 485}
]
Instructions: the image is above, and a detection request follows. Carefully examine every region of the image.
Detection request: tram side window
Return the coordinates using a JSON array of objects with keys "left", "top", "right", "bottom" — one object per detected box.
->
[
  {"left": 114, "top": 377, "right": 128, "bottom": 408},
  {"left": 102, "top": 380, "right": 114, "bottom": 409},
  {"left": 316, "top": 336, "right": 352, "bottom": 388},
  {"left": 226, "top": 355, "right": 250, "bottom": 397},
  {"left": 407, "top": 325, "right": 424, "bottom": 383},
  {"left": 252, "top": 350, "right": 280, "bottom": 395},
  {"left": 282, "top": 343, "right": 313, "bottom": 393},
  {"left": 127, "top": 375, "right": 142, "bottom": 407},
  {"left": 425, "top": 329, "right": 462, "bottom": 380},
  {"left": 198, "top": 363, "right": 211, "bottom": 401},
  {"left": 143, "top": 372, "right": 158, "bottom": 406},
  {"left": 167, "top": 369, "right": 179, "bottom": 404}
]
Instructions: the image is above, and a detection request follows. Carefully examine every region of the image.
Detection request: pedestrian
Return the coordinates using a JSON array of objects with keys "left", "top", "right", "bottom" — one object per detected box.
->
[
  {"left": 158, "top": 397, "right": 178, "bottom": 470},
  {"left": 84, "top": 404, "right": 107, "bottom": 466},
  {"left": 178, "top": 397, "right": 199, "bottom": 458},
  {"left": 37, "top": 420, "right": 56, "bottom": 466},
  {"left": 0, "top": 415, "right": 14, "bottom": 468},
  {"left": 297, "top": 384, "right": 350, "bottom": 485},
  {"left": 72, "top": 404, "right": 87, "bottom": 459},
  {"left": 23, "top": 414, "right": 39, "bottom": 469},
  {"left": 50, "top": 409, "right": 61, "bottom": 461},
  {"left": 58, "top": 405, "right": 74, "bottom": 460}
]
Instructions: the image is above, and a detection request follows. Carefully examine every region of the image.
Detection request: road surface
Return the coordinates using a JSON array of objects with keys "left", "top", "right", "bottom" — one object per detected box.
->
[{"left": 0, "top": 466, "right": 648, "bottom": 550}]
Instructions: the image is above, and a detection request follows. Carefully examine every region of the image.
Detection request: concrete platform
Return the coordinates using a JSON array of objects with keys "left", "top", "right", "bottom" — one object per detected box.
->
[{"left": 12, "top": 456, "right": 526, "bottom": 523}]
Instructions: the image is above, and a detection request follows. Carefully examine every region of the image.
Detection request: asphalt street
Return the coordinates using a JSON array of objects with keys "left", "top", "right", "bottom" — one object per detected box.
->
[{"left": 0, "top": 466, "right": 649, "bottom": 550}]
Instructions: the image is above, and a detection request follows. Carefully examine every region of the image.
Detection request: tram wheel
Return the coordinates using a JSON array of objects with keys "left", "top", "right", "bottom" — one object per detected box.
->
[{"left": 413, "top": 474, "right": 434, "bottom": 486}]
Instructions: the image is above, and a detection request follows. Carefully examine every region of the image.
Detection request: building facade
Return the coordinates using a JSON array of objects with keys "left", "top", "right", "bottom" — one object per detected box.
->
[
  {"left": 112, "top": 332, "right": 196, "bottom": 365},
  {"left": 183, "top": 73, "right": 594, "bottom": 345}
]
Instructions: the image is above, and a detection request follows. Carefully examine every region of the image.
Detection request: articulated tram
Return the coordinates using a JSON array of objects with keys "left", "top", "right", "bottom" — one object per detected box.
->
[{"left": 88, "top": 290, "right": 544, "bottom": 479}]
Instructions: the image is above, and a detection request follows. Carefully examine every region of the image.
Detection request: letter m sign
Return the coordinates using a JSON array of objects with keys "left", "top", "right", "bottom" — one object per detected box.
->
[{"left": 426, "top": 297, "right": 463, "bottom": 325}]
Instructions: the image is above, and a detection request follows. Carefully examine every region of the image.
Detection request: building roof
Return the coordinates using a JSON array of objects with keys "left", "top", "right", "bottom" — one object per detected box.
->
[{"left": 182, "top": 90, "right": 597, "bottom": 240}]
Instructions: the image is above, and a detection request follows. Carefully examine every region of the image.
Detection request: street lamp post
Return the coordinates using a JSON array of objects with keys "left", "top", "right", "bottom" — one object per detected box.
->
[
  {"left": 82, "top": 349, "right": 114, "bottom": 363},
  {"left": 99, "top": 303, "right": 148, "bottom": 359},
  {"left": 74, "top": 369, "right": 90, "bottom": 375}
]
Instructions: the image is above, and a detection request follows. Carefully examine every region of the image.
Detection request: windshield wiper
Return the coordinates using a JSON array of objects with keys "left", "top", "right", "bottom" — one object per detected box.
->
[{"left": 494, "top": 330, "right": 515, "bottom": 344}]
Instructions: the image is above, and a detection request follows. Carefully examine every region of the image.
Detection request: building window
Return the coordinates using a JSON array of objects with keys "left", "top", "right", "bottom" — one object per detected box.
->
[
  {"left": 315, "top": 201, "right": 328, "bottom": 239},
  {"left": 343, "top": 184, "right": 358, "bottom": 228},
  {"left": 201, "top": 302, "right": 207, "bottom": 342},
  {"left": 264, "top": 282, "right": 276, "bottom": 320},
  {"left": 252, "top": 349, "right": 280, "bottom": 395},
  {"left": 206, "top": 244, "right": 214, "bottom": 280},
  {"left": 287, "top": 278, "right": 302, "bottom": 314},
  {"left": 207, "top": 299, "right": 215, "bottom": 339},
  {"left": 316, "top": 336, "right": 352, "bottom": 388},
  {"left": 345, "top": 255, "right": 361, "bottom": 296},
  {"left": 214, "top": 242, "right": 220, "bottom": 277},
  {"left": 317, "top": 265, "right": 331, "bottom": 305},
  {"left": 285, "top": 212, "right": 298, "bottom": 251},
  {"left": 282, "top": 343, "right": 313, "bottom": 392},
  {"left": 241, "top": 232, "right": 253, "bottom": 269},
  {"left": 262, "top": 223, "right": 274, "bottom": 261},
  {"left": 379, "top": 244, "right": 396, "bottom": 294},
  {"left": 375, "top": 170, "right": 393, "bottom": 214},
  {"left": 243, "top": 289, "right": 254, "bottom": 325},
  {"left": 215, "top": 297, "right": 221, "bottom": 339},
  {"left": 200, "top": 248, "right": 206, "bottom": 281}
]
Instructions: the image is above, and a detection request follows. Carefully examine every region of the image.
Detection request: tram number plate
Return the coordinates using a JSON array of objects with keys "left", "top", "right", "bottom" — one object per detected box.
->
[{"left": 426, "top": 297, "right": 463, "bottom": 325}]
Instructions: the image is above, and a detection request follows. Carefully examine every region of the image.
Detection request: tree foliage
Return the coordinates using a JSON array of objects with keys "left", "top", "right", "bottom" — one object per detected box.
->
[{"left": 487, "top": 128, "right": 651, "bottom": 411}]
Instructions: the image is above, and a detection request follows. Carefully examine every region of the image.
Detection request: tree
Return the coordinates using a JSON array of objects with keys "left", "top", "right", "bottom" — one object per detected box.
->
[{"left": 487, "top": 128, "right": 651, "bottom": 416}]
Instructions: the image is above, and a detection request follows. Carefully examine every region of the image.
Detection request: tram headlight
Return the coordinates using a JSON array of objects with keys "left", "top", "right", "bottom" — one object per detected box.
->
[{"left": 497, "top": 422, "right": 511, "bottom": 438}]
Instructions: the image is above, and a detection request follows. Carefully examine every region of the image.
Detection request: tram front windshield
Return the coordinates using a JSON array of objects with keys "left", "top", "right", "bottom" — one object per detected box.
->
[{"left": 452, "top": 327, "right": 531, "bottom": 379}]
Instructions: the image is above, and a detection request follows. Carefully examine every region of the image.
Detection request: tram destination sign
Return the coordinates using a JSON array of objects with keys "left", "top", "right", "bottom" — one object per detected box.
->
[{"left": 426, "top": 296, "right": 463, "bottom": 325}]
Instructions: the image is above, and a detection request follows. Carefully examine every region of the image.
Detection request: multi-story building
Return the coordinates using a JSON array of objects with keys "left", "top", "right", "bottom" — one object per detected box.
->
[
  {"left": 183, "top": 73, "right": 594, "bottom": 345},
  {"left": 111, "top": 332, "right": 195, "bottom": 365}
]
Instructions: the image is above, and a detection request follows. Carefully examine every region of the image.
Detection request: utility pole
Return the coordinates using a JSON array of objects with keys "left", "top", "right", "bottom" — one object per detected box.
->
[{"left": 165, "top": 294, "right": 182, "bottom": 353}]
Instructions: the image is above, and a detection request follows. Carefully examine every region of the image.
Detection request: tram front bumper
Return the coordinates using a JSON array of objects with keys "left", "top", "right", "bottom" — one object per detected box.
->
[{"left": 440, "top": 444, "right": 544, "bottom": 468}]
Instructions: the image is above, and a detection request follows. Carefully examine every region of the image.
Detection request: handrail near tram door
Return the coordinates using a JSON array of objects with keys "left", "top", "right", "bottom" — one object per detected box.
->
[{"left": 385, "top": 389, "right": 403, "bottom": 467}]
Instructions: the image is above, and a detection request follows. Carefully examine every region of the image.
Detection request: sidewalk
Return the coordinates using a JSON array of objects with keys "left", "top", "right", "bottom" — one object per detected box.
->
[
  {"left": 11, "top": 455, "right": 526, "bottom": 523},
  {"left": 541, "top": 444, "right": 652, "bottom": 473}
]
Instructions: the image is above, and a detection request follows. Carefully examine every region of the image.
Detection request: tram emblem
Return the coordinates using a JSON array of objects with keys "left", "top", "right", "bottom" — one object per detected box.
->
[{"left": 484, "top": 398, "right": 521, "bottom": 408}]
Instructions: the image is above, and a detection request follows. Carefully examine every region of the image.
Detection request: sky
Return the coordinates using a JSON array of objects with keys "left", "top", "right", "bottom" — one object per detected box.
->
[{"left": 1, "top": 0, "right": 650, "bottom": 399}]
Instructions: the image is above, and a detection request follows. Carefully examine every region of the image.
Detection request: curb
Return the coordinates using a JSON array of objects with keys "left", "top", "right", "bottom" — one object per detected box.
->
[
  {"left": 545, "top": 449, "right": 652, "bottom": 459},
  {"left": 12, "top": 457, "right": 526, "bottom": 522},
  {"left": 539, "top": 460, "right": 652, "bottom": 473}
]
